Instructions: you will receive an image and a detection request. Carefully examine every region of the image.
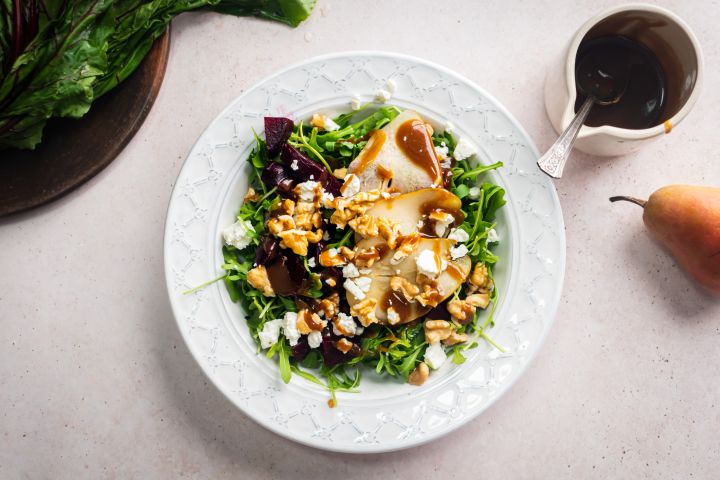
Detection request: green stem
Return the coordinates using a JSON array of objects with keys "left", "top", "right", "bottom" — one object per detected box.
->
[
  {"left": 456, "top": 161, "right": 503, "bottom": 182},
  {"left": 297, "top": 121, "right": 333, "bottom": 172},
  {"left": 479, "top": 330, "right": 506, "bottom": 353},
  {"left": 182, "top": 273, "right": 227, "bottom": 295}
]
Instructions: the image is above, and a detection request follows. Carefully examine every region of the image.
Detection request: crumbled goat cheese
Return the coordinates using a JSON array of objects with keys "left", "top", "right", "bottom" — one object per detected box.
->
[
  {"left": 321, "top": 191, "right": 334, "bottom": 206},
  {"left": 416, "top": 249, "right": 441, "bottom": 277},
  {"left": 282, "top": 312, "right": 301, "bottom": 346},
  {"left": 450, "top": 244, "right": 469, "bottom": 260},
  {"left": 290, "top": 159, "right": 299, "bottom": 171},
  {"left": 486, "top": 227, "right": 500, "bottom": 243},
  {"left": 443, "top": 120, "right": 455, "bottom": 135},
  {"left": 333, "top": 312, "right": 357, "bottom": 337},
  {"left": 258, "top": 319, "right": 283, "bottom": 349},
  {"left": 424, "top": 342, "right": 447, "bottom": 369},
  {"left": 440, "top": 158, "right": 452, "bottom": 169},
  {"left": 433, "top": 212, "right": 454, "bottom": 237},
  {"left": 308, "top": 331, "right": 323, "bottom": 348},
  {"left": 453, "top": 137, "right": 477, "bottom": 161},
  {"left": 355, "top": 277, "right": 372, "bottom": 293},
  {"left": 350, "top": 96, "right": 362, "bottom": 110},
  {"left": 323, "top": 231, "right": 330, "bottom": 241},
  {"left": 468, "top": 186, "right": 481, "bottom": 199},
  {"left": 385, "top": 78, "right": 397, "bottom": 93},
  {"left": 387, "top": 307, "right": 400, "bottom": 325},
  {"left": 359, "top": 268, "right": 372, "bottom": 275},
  {"left": 323, "top": 117, "right": 340, "bottom": 131},
  {"left": 448, "top": 228, "right": 469, "bottom": 243},
  {"left": 340, "top": 174, "right": 360, "bottom": 198},
  {"left": 297, "top": 181, "right": 320, "bottom": 202},
  {"left": 308, "top": 258, "right": 316, "bottom": 268},
  {"left": 435, "top": 142, "right": 449, "bottom": 159},
  {"left": 355, "top": 325, "right": 364, "bottom": 335},
  {"left": 342, "top": 263, "right": 360, "bottom": 278},
  {"left": 344, "top": 278, "right": 366, "bottom": 300},
  {"left": 222, "top": 219, "right": 256, "bottom": 250},
  {"left": 375, "top": 89, "right": 392, "bottom": 103}
]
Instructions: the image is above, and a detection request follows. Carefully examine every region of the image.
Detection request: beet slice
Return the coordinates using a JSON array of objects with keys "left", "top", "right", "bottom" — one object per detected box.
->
[
  {"left": 425, "top": 299, "right": 452, "bottom": 321},
  {"left": 307, "top": 241, "right": 326, "bottom": 270},
  {"left": 255, "top": 236, "right": 281, "bottom": 266},
  {"left": 264, "top": 117, "right": 294, "bottom": 158},
  {"left": 261, "top": 162, "right": 297, "bottom": 197},
  {"left": 281, "top": 144, "right": 328, "bottom": 183},
  {"left": 324, "top": 174, "right": 343, "bottom": 197},
  {"left": 320, "top": 329, "right": 361, "bottom": 366},
  {"left": 266, "top": 251, "right": 307, "bottom": 296},
  {"left": 291, "top": 336, "right": 310, "bottom": 362},
  {"left": 319, "top": 267, "right": 342, "bottom": 295}
]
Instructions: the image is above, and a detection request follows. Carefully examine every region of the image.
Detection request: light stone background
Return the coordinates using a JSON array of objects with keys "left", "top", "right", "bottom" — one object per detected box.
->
[{"left": 2, "top": 1, "right": 720, "bottom": 478}]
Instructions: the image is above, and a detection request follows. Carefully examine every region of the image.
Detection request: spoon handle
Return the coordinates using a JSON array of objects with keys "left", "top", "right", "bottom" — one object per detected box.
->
[{"left": 537, "top": 95, "right": 595, "bottom": 179}]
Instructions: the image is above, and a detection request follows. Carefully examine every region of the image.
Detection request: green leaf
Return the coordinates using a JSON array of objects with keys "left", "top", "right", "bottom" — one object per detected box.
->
[
  {"left": 278, "top": 340, "right": 292, "bottom": 384},
  {"left": 1, "top": 0, "right": 316, "bottom": 150}
]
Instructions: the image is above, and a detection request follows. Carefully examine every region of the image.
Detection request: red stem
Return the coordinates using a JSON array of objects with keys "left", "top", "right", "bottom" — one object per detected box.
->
[{"left": 12, "top": 0, "right": 24, "bottom": 62}]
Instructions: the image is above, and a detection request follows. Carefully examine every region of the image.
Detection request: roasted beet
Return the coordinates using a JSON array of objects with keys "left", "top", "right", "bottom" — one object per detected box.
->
[
  {"left": 307, "top": 241, "right": 326, "bottom": 270},
  {"left": 264, "top": 117, "right": 294, "bottom": 157},
  {"left": 425, "top": 299, "right": 452, "bottom": 321},
  {"left": 324, "top": 174, "right": 343, "bottom": 197},
  {"left": 261, "top": 162, "right": 297, "bottom": 197},
  {"left": 281, "top": 144, "right": 328, "bottom": 183},
  {"left": 291, "top": 336, "right": 310, "bottom": 362},
  {"left": 266, "top": 251, "right": 307, "bottom": 296},
  {"left": 319, "top": 267, "right": 343, "bottom": 294},
  {"left": 320, "top": 329, "right": 361, "bottom": 367},
  {"left": 255, "top": 236, "right": 281, "bottom": 266}
]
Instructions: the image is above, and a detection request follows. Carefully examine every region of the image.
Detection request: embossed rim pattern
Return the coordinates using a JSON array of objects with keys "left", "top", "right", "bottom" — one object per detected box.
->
[{"left": 163, "top": 52, "right": 566, "bottom": 453}]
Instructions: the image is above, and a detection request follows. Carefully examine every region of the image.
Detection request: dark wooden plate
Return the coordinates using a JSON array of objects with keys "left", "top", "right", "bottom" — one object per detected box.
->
[{"left": 0, "top": 29, "right": 171, "bottom": 217}]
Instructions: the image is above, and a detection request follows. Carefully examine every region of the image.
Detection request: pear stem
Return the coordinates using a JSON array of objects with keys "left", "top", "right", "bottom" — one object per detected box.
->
[{"left": 609, "top": 195, "right": 647, "bottom": 208}]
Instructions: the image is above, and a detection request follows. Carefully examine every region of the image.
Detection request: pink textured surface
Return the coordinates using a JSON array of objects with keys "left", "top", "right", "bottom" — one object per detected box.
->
[{"left": 1, "top": 1, "right": 719, "bottom": 477}]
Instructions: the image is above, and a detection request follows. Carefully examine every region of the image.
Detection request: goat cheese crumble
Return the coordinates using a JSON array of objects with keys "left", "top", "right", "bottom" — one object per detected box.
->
[
  {"left": 281, "top": 312, "right": 301, "bottom": 346},
  {"left": 258, "top": 319, "right": 283, "bottom": 349},
  {"left": 308, "top": 331, "right": 323, "bottom": 349},
  {"left": 416, "top": 250, "right": 446, "bottom": 278},
  {"left": 486, "top": 227, "right": 499, "bottom": 243},
  {"left": 297, "top": 181, "right": 320, "bottom": 202},
  {"left": 450, "top": 244, "right": 469, "bottom": 260},
  {"left": 448, "top": 228, "right": 469, "bottom": 243},
  {"left": 222, "top": 219, "right": 255, "bottom": 250},
  {"left": 333, "top": 312, "right": 357, "bottom": 337},
  {"left": 453, "top": 137, "right": 477, "bottom": 161},
  {"left": 424, "top": 342, "right": 447, "bottom": 369}
]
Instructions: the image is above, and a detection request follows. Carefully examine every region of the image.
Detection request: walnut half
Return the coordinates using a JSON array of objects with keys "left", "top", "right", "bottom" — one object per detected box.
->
[
  {"left": 408, "top": 362, "right": 430, "bottom": 386},
  {"left": 247, "top": 266, "right": 275, "bottom": 297}
]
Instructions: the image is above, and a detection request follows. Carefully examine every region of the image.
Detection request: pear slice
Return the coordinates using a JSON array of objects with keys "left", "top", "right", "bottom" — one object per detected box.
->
[
  {"left": 346, "top": 237, "right": 471, "bottom": 325},
  {"left": 348, "top": 110, "right": 443, "bottom": 193},
  {"left": 363, "top": 188, "right": 463, "bottom": 236}
]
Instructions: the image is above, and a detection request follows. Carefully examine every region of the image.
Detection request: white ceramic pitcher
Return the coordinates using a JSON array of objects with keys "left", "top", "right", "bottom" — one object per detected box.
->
[{"left": 544, "top": 3, "right": 703, "bottom": 157}]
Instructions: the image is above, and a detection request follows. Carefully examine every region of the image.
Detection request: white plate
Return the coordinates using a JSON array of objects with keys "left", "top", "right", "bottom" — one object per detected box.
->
[{"left": 163, "top": 52, "right": 565, "bottom": 453}]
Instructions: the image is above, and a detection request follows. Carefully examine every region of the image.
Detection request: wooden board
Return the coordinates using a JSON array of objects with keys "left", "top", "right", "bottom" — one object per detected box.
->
[{"left": 0, "top": 29, "right": 171, "bottom": 217}]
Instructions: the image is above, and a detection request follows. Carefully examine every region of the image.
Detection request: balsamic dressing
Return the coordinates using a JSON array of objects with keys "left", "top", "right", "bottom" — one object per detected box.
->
[{"left": 574, "top": 35, "right": 667, "bottom": 129}]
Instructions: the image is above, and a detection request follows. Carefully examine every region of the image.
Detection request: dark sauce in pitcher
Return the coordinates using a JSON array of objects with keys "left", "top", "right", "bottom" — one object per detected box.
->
[{"left": 574, "top": 35, "right": 667, "bottom": 129}]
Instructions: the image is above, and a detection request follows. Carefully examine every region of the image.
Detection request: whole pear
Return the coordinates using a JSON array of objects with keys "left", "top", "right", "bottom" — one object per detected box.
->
[{"left": 610, "top": 185, "right": 720, "bottom": 294}]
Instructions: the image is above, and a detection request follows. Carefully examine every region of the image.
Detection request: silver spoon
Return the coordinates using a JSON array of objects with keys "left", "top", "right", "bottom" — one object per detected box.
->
[{"left": 537, "top": 57, "right": 628, "bottom": 179}]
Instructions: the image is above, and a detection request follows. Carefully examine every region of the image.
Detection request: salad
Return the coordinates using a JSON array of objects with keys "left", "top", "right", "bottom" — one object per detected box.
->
[{"left": 217, "top": 103, "right": 505, "bottom": 405}]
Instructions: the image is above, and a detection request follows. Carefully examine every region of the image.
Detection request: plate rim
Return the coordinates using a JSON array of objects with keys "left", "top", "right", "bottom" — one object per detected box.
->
[{"left": 163, "top": 50, "right": 566, "bottom": 453}]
